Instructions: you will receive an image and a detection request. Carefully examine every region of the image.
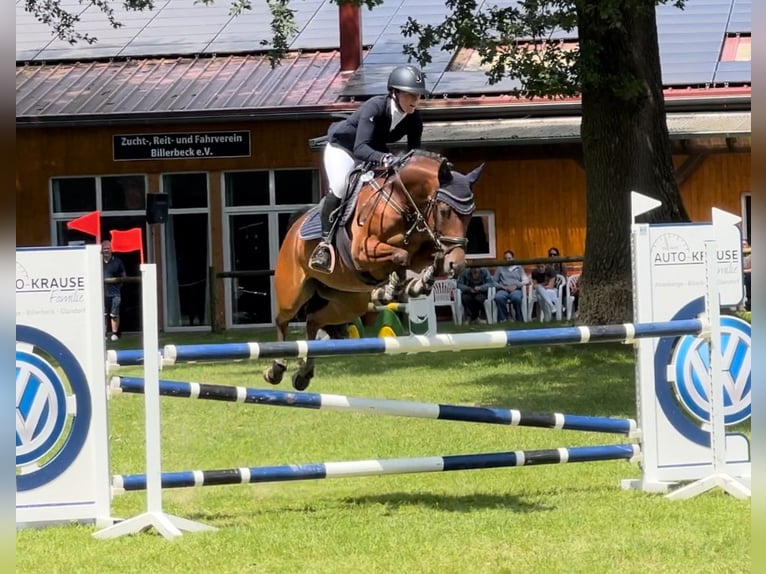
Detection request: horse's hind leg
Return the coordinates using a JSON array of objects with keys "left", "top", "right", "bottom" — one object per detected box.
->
[
  {"left": 263, "top": 316, "right": 290, "bottom": 385},
  {"left": 291, "top": 358, "right": 315, "bottom": 391},
  {"left": 263, "top": 277, "right": 316, "bottom": 386},
  {"left": 291, "top": 292, "right": 370, "bottom": 391}
]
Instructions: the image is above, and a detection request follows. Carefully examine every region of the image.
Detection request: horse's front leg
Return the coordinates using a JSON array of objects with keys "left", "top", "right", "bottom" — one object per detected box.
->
[
  {"left": 371, "top": 268, "right": 407, "bottom": 305},
  {"left": 404, "top": 264, "right": 437, "bottom": 298}
]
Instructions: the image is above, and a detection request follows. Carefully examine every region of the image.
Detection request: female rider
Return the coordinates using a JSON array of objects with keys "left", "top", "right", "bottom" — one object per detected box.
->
[{"left": 309, "top": 65, "right": 428, "bottom": 273}]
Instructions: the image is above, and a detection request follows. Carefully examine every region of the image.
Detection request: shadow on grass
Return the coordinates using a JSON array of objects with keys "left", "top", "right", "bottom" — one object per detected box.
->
[
  {"left": 182, "top": 491, "right": 551, "bottom": 526},
  {"left": 338, "top": 492, "right": 550, "bottom": 514}
]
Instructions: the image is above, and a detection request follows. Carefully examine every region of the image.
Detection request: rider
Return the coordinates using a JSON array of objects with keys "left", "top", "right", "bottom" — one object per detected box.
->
[{"left": 308, "top": 65, "right": 428, "bottom": 273}]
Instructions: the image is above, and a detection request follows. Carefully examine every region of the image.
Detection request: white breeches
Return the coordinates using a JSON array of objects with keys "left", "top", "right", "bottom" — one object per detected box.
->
[{"left": 323, "top": 144, "right": 357, "bottom": 199}]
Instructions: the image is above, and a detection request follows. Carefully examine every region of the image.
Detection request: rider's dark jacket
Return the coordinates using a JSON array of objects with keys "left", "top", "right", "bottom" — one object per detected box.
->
[{"left": 327, "top": 95, "right": 423, "bottom": 164}]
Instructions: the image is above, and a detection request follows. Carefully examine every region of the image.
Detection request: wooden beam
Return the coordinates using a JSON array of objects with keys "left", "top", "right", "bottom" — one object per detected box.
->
[{"left": 674, "top": 153, "right": 707, "bottom": 186}]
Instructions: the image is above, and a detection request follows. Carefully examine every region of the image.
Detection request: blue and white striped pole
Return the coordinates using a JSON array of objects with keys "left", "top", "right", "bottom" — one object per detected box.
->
[
  {"left": 108, "top": 319, "right": 704, "bottom": 367},
  {"left": 113, "top": 376, "right": 638, "bottom": 436},
  {"left": 113, "top": 444, "right": 640, "bottom": 492}
]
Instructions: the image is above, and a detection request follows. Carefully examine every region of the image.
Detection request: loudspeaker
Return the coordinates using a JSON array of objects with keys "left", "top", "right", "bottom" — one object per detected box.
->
[{"left": 146, "top": 193, "right": 169, "bottom": 224}]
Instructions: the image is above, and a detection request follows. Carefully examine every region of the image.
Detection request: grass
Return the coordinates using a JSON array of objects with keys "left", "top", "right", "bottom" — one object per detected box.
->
[{"left": 16, "top": 321, "right": 751, "bottom": 574}]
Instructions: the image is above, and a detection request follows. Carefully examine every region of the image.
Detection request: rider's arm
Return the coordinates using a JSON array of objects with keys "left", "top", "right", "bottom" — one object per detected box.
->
[{"left": 352, "top": 98, "right": 390, "bottom": 164}]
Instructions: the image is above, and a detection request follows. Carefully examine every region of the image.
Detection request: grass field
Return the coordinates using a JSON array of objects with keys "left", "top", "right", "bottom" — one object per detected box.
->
[{"left": 16, "top": 322, "right": 751, "bottom": 574}]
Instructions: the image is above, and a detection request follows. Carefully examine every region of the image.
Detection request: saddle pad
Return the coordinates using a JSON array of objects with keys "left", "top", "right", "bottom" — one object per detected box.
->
[
  {"left": 298, "top": 182, "right": 363, "bottom": 241},
  {"left": 298, "top": 206, "right": 322, "bottom": 240}
]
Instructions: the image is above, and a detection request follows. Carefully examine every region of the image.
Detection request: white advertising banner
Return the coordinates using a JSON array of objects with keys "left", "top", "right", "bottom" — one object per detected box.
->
[
  {"left": 631, "top": 208, "right": 750, "bottom": 490},
  {"left": 16, "top": 246, "right": 112, "bottom": 527}
]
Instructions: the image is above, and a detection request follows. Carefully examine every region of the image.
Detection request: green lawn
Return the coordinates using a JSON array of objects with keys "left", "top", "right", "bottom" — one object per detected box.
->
[{"left": 16, "top": 322, "right": 750, "bottom": 574}]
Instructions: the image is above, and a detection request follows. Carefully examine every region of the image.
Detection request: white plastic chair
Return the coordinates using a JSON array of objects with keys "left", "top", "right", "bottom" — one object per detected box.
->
[
  {"left": 492, "top": 284, "right": 530, "bottom": 322},
  {"left": 529, "top": 276, "right": 565, "bottom": 322},
  {"left": 431, "top": 278, "right": 461, "bottom": 324},
  {"left": 565, "top": 274, "right": 580, "bottom": 320}
]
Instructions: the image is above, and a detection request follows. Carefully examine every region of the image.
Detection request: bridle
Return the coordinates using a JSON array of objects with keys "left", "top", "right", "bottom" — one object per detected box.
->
[{"left": 356, "top": 153, "right": 474, "bottom": 256}]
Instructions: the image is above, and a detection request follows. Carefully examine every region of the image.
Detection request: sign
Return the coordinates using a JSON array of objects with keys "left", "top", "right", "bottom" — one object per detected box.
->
[
  {"left": 628, "top": 200, "right": 750, "bottom": 493},
  {"left": 113, "top": 131, "right": 251, "bottom": 161},
  {"left": 16, "top": 246, "right": 112, "bottom": 528}
]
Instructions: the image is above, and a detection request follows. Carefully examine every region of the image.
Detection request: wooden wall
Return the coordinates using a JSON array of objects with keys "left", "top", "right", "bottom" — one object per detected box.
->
[
  {"left": 450, "top": 151, "right": 750, "bottom": 261},
  {"left": 17, "top": 120, "right": 750, "bottom": 261},
  {"left": 16, "top": 119, "right": 330, "bottom": 246}
]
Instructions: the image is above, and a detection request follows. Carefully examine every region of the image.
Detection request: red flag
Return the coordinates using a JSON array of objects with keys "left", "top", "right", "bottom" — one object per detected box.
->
[
  {"left": 110, "top": 228, "right": 144, "bottom": 264},
  {"left": 66, "top": 211, "right": 101, "bottom": 243}
]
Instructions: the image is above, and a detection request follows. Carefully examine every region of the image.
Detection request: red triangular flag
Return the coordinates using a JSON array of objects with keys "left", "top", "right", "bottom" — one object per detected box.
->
[
  {"left": 67, "top": 211, "right": 101, "bottom": 243},
  {"left": 110, "top": 228, "right": 144, "bottom": 264}
]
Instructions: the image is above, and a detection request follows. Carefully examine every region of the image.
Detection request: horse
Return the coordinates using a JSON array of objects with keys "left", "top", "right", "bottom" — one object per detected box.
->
[{"left": 264, "top": 149, "right": 483, "bottom": 390}]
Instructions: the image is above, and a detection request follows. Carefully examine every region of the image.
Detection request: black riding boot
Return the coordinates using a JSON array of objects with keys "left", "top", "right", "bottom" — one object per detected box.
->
[{"left": 309, "top": 194, "right": 342, "bottom": 273}]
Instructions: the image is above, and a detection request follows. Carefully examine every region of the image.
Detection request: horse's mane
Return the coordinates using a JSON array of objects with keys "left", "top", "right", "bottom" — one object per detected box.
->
[{"left": 409, "top": 149, "right": 446, "bottom": 163}]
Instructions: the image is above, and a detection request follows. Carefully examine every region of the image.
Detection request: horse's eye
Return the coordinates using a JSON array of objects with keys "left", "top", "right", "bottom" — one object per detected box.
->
[{"left": 440, "top": 206, "right": 451, "bottom": 218}]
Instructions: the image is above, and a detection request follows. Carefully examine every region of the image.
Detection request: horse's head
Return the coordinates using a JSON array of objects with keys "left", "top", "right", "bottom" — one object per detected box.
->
[
  {"left": 430, "top": 162, "right": 483, "bottom": 277},
  {"left": 391, "top": 151, "right": 483, "bottom": 277}
]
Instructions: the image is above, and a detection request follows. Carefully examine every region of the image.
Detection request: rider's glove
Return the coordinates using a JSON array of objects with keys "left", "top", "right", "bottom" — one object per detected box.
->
[{"left": 381, "top": 153, "right": 396, "bottom": 168}]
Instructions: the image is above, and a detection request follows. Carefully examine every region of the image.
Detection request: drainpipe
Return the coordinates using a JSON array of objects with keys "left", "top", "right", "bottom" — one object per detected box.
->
[{"left": 339, "top": 2, "right": 362, "bottom": 72}]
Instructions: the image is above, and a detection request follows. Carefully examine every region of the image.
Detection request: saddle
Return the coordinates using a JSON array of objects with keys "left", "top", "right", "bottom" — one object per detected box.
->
[{"left": 299, "top": 165, "right": 382, "bottom": 285}]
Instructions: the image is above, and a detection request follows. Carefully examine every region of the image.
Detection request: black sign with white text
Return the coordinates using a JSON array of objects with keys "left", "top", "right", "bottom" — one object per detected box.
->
[{"left": 113, "top": 131, "right": 251, "bottom": 161}]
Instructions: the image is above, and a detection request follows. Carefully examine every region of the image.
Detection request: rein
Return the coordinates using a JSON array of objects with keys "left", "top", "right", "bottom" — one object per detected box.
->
[{"left": 356, "top": 160, "right": 468, "bottom": 254}]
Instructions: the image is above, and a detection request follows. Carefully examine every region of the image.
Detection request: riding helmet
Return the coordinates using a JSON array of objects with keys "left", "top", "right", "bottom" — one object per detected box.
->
[{"left": 387, "top": 65, "right": 428, "bottom": 95}]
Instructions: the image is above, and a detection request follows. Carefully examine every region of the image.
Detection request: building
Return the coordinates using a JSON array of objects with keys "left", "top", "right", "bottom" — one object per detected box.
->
[{"left": 16, "top": 0, "right": 751, "bottom": 331}]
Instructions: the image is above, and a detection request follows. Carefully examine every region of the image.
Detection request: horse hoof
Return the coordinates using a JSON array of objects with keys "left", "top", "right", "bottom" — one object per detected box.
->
[
  {"left": 263, "top": 360, "right": 287, "bottom": 385},
  {"left": 292, "top": 372, "right": 312, "bottom": 391}
]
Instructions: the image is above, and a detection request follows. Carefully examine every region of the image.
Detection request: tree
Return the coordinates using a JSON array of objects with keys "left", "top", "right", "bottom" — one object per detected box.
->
[
  {"left": 401, "top": 0, "right": 690, "bottom": 323},
  {"left": 25, "top": 0, "right": 691, "bottom": 323}
]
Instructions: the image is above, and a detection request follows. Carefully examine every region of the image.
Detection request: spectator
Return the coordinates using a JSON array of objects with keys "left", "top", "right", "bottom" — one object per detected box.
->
[
  {"left": 743, "top": 239, "right": 751, "bottom": 311},
  {"left": 547, "top": 246, "right": 567, "bottom": 276},
  {"left": 458, "top": 266, "right": 493, "bottom": 324},
  {"left": 532, "top": 263, "right": 559, "bottom": 321},
  {"left": 493, "top": 250, "right": 528, "bottom": 321},
  {"left": 102, "top": 240, "right": 126, "bottom": 341}
]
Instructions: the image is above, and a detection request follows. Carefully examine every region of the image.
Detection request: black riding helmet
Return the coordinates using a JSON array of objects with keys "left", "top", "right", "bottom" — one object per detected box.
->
[{"left": 387, "top": 65, "right": 428, "bottom": 96}]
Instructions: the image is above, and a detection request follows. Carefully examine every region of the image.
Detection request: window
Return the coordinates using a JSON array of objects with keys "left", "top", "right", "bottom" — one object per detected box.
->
[
  {"left": 465, "top": 211, "right": 496, "bottom": 260},
  {"left": 50, "top": 174, "right": 148, "bottom": 333},
  {"left": 222, "top": 168, "right": 320, "bottom": 327},
  {"left": 161, "top": 173, "right": 210, "bottom": 329}
]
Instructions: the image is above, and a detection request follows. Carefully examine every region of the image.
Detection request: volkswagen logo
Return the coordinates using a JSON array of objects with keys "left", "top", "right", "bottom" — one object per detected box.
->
[
  {"left": 16, "top": 325, "right": 92, "bottom": 492},
  {"left": 669, "top": 315, "right": 751, "bottom": 426}
]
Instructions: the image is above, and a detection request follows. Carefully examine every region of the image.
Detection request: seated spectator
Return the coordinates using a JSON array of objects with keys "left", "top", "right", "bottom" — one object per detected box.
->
[
  {"left": 493, "top": 250, "right": 528, "bottom": 321},
  {"left": 458, "top": 266, "right": 493, "bottom": 324},
  {"left": 547, "top": 246, "right": 567, "bottom": 276},
  {"left": 743, "top": 239, "right": 751, "bottom": 311},
  {"left": 531, "top": 263, "right": 559, "bottom": 321}
]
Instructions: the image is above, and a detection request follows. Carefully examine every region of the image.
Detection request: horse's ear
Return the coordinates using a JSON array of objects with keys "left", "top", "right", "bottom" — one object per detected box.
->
[
  {"left": 438, "top": 159, "right": 453, "bottom": 184},
  {"left": 467, "top": 163, "right": 485, "bottom": 188}
]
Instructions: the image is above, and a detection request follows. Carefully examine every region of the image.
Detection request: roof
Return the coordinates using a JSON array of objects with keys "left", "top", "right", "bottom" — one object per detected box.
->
[
  {"left": 16, "top": 53, "right": 350, "bottom": 121},
  {"left": 16, "top": 0, "right": 751, "bottom": 126}
]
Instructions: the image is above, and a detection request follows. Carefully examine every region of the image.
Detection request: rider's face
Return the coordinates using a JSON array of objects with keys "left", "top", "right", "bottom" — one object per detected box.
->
[{"left": 396, "top": 91, "right": 421, "bottom": 114}]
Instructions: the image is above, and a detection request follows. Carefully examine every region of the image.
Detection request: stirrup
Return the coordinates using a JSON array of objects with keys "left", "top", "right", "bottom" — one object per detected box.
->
[{"left": 309, "top": 241, "right": 336, "bottom": 273}]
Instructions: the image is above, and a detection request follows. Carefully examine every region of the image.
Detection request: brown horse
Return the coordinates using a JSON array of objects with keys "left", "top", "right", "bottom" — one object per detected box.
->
[{"left": 264, "top": 149, "right": 483, "bottom": 390}]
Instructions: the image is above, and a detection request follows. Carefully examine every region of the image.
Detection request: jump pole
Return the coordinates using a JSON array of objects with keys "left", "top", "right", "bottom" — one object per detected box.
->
[
  {"left": 112, "top": 444, "right": 641, "bottom": 492},
  {"left": 112, "top": 376, "right": 638, "bottom": 436},
  {"left": 107, "top": 319, "right": 704, "bottom": 367}
]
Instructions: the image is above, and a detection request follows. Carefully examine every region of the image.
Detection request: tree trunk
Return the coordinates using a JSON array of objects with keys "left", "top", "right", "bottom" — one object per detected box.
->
[{"left": 576, "top": 0, "right": 689, "bottom": 325}]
